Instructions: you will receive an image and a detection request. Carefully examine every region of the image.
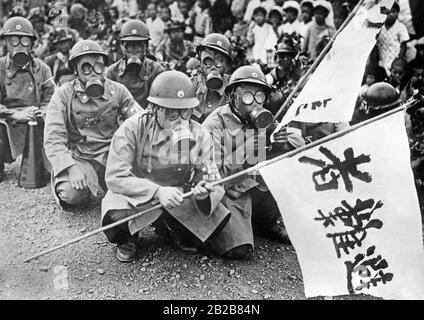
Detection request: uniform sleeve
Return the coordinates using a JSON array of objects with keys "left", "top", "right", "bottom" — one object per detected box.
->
[
  {"left": 39, "top": 63, "right": 56, "bottom": 112},
  {"left": 105, "top": 118, "right": 160, "bottom": 203},
  {"left": 43, "top": 89, "right": 76, "bottom": 176},
  {"left": 118, "top": 85, "right": 143, "bottom": 119}
]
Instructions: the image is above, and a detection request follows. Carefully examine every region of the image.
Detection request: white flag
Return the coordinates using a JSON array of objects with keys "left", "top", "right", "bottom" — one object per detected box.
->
[
  {"left": 273, "top": 0, "right": 395, "bottom": 134},
  {"left": 260, "top": 111, "right": 424, "bottom": 299}
]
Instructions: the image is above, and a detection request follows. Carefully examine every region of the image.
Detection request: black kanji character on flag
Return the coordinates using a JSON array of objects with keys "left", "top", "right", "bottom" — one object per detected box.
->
[
  {"left": 315, "top": 198, "right": 384, "bottom": 258},
  {"left": 299, "top": 146, "right": 372, "bottom": 192},
  {"left": 345, "top": 246, "right": 394, "bottom": 294}
]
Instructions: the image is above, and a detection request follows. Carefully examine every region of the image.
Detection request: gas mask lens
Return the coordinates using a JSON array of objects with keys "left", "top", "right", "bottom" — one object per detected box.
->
[
  {"left": 124, "top": 41, "right": 145, "bottom": 53},
  {"left": 201, "top": 55, "right": 225, "bottom": 68},
  {"left": 80, "top": 62, "right": 105, "bottom": 75},
  {"left": 9, "top": 36, "right": 31, "bottom": 47},
  {"left": 165, "top": 108, "right": 192, "bottom": 121},
  {"left": 240, "top": 91, "right": 266, "bottom": 105}
]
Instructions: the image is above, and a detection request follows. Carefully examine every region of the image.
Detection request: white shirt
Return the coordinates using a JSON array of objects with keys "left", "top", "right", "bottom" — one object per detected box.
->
[
  {"left": 248, "top": 22, "right": 278, "bottom": 63},
  {"left": 243, "top": 0, "right": 276, "bottom": 22},
  {"left": 146, "top": 17, "right": 167, "bottom": 49}
]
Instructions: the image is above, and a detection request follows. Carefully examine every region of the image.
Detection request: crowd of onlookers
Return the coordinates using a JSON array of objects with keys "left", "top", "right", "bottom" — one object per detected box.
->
[{"left": 0, "top": 0, "right": 423, "bottom": 184}]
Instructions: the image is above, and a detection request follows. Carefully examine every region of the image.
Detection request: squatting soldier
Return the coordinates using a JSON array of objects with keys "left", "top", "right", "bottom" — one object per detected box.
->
[
  {"left": 44, "top": 28, "right": 76, "bottom": 86},
  {"left": 44, "top": 40, "right": 142, "bottom": 207},
  {"left": 101, "top": 71, "right": 230, "bottom": 262},
  {"left": 0, "top": 17, "right": 55, "bottom": 182},
  {"left": 106, "top": 19, "right": 164, "bottom": 109},
  {"left": 202, "top": 66, "right": 305, "bottom": 259},
  {"left": 191, "top": 33, "right": 232, "bottom": 123}
]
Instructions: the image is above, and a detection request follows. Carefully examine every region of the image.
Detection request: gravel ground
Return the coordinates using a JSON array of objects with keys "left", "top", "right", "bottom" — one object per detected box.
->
[{"left": 0, "top": 160, "right": 421, "bottom": 300}]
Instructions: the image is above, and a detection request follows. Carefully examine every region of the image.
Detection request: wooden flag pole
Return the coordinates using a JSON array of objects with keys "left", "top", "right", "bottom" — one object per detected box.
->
[
  {"left": 272, "top": 0, "right": 367, "bottom": 122},
  {"left": 24, "top": 94, "right": 421, "bottom": 263}
]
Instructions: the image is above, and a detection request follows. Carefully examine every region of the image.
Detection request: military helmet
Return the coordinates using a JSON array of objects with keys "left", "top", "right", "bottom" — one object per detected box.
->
[
  {"left": 225, "top": 65, "right": 271, "bottom": 95},
  {"left": 147, "top": 70, "right": 199, "bottom": 109},
  {"left": 197, "top": 33, "right": 232, "bottom": 61},
  {"left": 275, "top": 41, "right": 297, "bottom": 55},
  {"left": 120, "top": 19, "right": 150, "bottom": 41},
  {"left": 364, "top": 82, "right": 401, "bottom": 109},
  {"left": 0, "top": 16, "right": 36, "bottom": 39},
  {"left": 50, "top": 28, "right": 74, "bottom": 45},
  {"left": 28, "top": 7, "right": 46, "bottom": 23},
  {"left": 165, "top": 21, "right": 186, "bottom": 34},
  {"left": 69, "top": 40, "right": 108, "bottom": 70}
]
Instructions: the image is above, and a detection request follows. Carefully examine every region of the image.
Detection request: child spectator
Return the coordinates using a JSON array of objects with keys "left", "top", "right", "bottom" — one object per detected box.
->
[
  {"left": 243, "top": 0, "right": 276, "bottom": 23},
  {"left": 192, "top": 0, "right": 212, "bottom": 45},
  {"left": 146, "top": 3, "right": 168, "bottom": 50},
  {"left": 387, "top": 58, "right": 408, "bottom": 92},
  {"left": 247, "top": 6, "right": 278, "bottom": 64},
  {"left": 302, "top": 0, "right": 334, "bottom": 60},
  {"left": 278, "top": 1, "right": 302, "bottom": 38},
  {"left": 268, "top": 6, "right": 283, "bottom": 38},
  {"left": 376, "top": 2, "right": 410, "bottom": 76},
  {"left": 299, "top": 0, "right": 315, "bottom": 38}
]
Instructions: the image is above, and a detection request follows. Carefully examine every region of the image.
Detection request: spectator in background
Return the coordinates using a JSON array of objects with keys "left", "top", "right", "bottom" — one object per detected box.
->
[
  {"left": 268, "top": 6, "right": 283, "bottom": 38},
  {"left": 146, "top": 2, "right": 167, "bottom": 50},
  {"left": 110, "top": 0, "right": 139, "bottom": 18},
  {"left": 230, "top": 0, "right": 249, "bottom": 19},
  {"left": 243, "top": 0, "right": 275, "bottom": 23},
  {"left": 302, "top": 0, "right": 334, "bottom": 60},
  {"left": 192, "top": 0, "right": 212, "bottom": 46},
  {"left": 279, "top": 1, "right": 302, "bottom": 38},
  {"left": 376, "top": 2, "right": 409, "bottom": 76},
  {"left": 210, "top": 0, "right": 233, "bottom": 34},
  {"left": 387, "top": 57, "right": 408, "bottom": 93},
  {"left": 247, "top": 6, "right": 278, "bottom": 64},
  {"left": 299, "top": 0, "right": 315, "bottom": 39}
]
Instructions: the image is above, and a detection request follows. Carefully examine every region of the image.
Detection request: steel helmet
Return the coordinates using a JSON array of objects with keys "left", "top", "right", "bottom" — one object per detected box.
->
[
  {"left": 225, "top": 65, "right": 271, "bottom": 95},
  {"left": 147, "top": 71, "right": 199, "bottom": 109},
  {"left": 275, "top": 41, "right": 297, "bottom": 55},
  {"left": 0, "top": 16, "right": 36, "bottom": 39},
  {"left": 69, "top": 40, "right": 108, "bottom": 70},
  {"left": 120, "top": 19, "right": 150, "bottom": 41},
  {"left": 165, "top": 21, "right": 186, "bottom": 34},
  {"left": 197, "top": 33, "right": 232, "bottom": 61},
  {"left": 364, "top": 82, "right": 401, "bottom": 109}
]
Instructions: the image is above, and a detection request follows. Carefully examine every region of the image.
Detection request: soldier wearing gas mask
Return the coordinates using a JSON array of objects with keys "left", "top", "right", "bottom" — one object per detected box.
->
[
  {"left": 202, "top": 66, "right": 305, "bottom": 259},
  {"left": 0, "top": 17, "right": 55, "bottom": 183},
  {"left": 106, "top": 19, "right": 164, "bottom": 109},
  {"left": 101, "top": 71, "right": 230, "bottom": 262},
  {"left": 191, "top": 33, "right": 232, "bottom": 123},
  {"left": 44, "top": 40, "right": 142, "bottom": 207}
]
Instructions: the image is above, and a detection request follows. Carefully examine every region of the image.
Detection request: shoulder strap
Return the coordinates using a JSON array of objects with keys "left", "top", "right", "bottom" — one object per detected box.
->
[{"left": 0, "top": 59, "right": 6, "bottom": 98}]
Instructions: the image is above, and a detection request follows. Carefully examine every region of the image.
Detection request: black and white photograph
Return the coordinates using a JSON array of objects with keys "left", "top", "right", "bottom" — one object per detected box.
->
[{"left": 0, "top": 0, "right": 423, "bottom": 305}]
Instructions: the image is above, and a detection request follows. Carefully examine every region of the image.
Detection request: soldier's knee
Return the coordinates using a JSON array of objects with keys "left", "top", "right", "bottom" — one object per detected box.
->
[
  {"left": 223, "top": 244, "right": 253, "bottom": 260},
  {"left": 56, "top": 182, "right": 90, "bottom": 206}
]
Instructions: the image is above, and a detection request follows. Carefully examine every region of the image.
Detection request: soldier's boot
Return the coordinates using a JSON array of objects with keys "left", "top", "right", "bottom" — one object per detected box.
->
[
  {"left": 116, "top": 236, "right": 138, "bottom": 263},
  {"left": 266, "top": 217, "right": 291, "bottom": 245}
]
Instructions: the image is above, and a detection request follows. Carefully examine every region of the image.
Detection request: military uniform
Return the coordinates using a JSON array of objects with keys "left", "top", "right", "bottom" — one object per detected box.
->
[
  {"left": 44, "top": 78, "right": 141, "bottom": 206},
  {"left": 191, "top": 73, "right": 231, "bottom": 123},
  {"left": 0, "top": 55, "right": 55, "bottom": 166},
  {"left": 105, "top": 57, "right": 164, "bottom": 109},
  {"left": 202, "top": 103, "right": 305, "bottom": 255},
  {"left": 101, "top": 113, "right": 229, "bottom": 245}
]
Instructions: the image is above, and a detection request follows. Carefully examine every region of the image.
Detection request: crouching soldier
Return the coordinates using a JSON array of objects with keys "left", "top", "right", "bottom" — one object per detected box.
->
[
  {"left": 0, "top": 17, "right": 55, "bottom": 182},
  {"left": 191, "top": 33, "right": 232, "bottom": 123},
  {"left": 101, "top": 71, "right": 230, "bottom": 262},
  {"left": 106, "top": 19, "right": 164, "bottom": 109},
  {"left": 202, "top": 66, "right": 305, "bottom": 259},
  {"left": 44, "top": 40, "right": 141, "bottom": 207}
]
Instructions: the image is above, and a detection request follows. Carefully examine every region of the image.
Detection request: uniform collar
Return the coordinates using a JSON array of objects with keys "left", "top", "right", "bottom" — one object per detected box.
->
[
  {"left": 73, "top": 78, "right": 111, "bottom": 103},
  {"left": 195, "top": 72, "right": 229, "bottom": 96},
  {"left": 219, "top": 103, "right": 252, "bottom": 136},
  {"left": 6, "top": 55, "right": 39, "bottom": 78},
  {"left": 117, "top": 57, "right": 150, "bottom": 80}
]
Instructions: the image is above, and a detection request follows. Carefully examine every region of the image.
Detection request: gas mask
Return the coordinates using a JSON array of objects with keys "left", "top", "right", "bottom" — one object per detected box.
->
[
  {"left": 201, "top": 54, "right": 226, "bottom": 90},
  {"left": 171, "top": 121, "right": 195, "bottom": 153},
  {"left": 8, "top": 36, "right": 32, "bottom": 67},
  {"left": 123, "top": 41, "right": 146, "bottom": 73},
  {"left": 79, "top": 61, "right": 106, "bottom": 99},
  {"left": 232, "top": 90, "right": 274, "bottom": 130}
]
